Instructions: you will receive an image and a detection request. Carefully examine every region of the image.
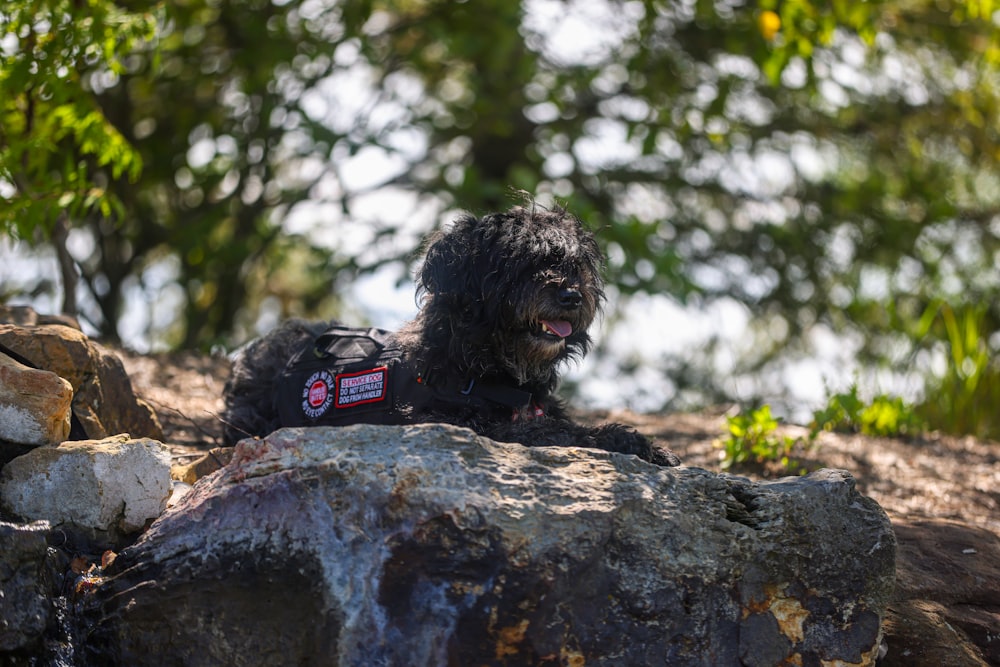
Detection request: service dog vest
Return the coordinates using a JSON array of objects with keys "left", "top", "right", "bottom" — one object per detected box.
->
[{"left": 275, "top": 325, "right": 543, "bottom": 426}]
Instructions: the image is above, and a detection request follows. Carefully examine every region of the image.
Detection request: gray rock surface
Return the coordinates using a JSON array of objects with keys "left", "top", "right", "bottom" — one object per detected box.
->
[
  {"left": 85, "top": 424, "right": 895, "bottom": 666},
  {"left": 884, "top": 518, "right": 1000, "bottom": 666},
  {"left": 1, "top": 435, "right": 172, "bottom": 536},
  {"left": 0, "top": 520, "right": 56, "bottom": 653}
]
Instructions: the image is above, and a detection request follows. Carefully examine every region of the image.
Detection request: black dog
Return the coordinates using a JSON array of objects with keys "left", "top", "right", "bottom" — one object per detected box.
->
[{"left": 222, "top": 205, "right": 679, "bottom": 466}]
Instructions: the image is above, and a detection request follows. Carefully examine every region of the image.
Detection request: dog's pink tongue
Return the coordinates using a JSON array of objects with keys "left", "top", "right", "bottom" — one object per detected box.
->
[{"left": 542, "top": 320, "right": 572, "bottom": 338}]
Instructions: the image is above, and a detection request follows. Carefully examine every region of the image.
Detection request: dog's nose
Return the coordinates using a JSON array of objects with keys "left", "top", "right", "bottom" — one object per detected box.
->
[{"left": 558, "top": 287, "right": 583, "bottom": 309}]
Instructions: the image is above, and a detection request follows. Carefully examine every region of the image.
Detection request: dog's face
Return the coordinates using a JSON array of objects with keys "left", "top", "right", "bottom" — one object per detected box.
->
[{"left": 417, "top": 206, "right": 605, "bottom": 385}]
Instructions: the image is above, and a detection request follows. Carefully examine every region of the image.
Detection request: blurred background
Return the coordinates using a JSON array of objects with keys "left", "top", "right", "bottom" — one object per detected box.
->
[{"left": 2, "top": 0, "right": 999, "bottom": 439}]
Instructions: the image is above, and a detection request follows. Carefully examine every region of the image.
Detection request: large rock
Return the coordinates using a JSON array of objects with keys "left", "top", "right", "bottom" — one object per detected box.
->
[
  {"left": 885, "top": 518, "right": 1000, "bottom": 666},
  {"left": 83, "top": 424, "right": 895, "bottom": 666},
  {"left": 0, "top": 324, "right": 162, "bottom": 442},
  {"left": 0, "top": 521, "right": 56, "bottom": 654},
  {"left": 0, "top": 351, "right": 73, "bottom": 446},
  {"left": 0, "top": 435, "right": 172, "bottom": 537}
]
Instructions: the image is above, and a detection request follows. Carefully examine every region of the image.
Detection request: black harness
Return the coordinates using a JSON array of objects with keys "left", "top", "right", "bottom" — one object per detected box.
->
[{"left": 275, "top": 325, "right": 543, "bottom": 427}]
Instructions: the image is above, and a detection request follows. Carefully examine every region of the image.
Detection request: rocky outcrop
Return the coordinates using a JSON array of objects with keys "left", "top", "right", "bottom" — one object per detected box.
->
[
  {"left": 0, "top": 435, "right": 171, "bottom": 538},
  {"left": 83, "top": 424, "right": 896, "bottom": 666},
  {"left": 885, "top": 519, "right": 1000, "bottom": 666},
  {"left": 0, "top": 351, "right": 73, "bottom": 446},
  {"left": 0, "top": 521, "right": 57, "bottom": 655},
  {"left": 0, "top": 324, "right": 162, "bottom": 442}
]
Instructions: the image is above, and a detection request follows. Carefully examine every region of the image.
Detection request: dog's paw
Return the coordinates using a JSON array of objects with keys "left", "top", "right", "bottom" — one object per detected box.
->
[
  {"left": 649, "top": 446, "right": 682, "bottom": 467},
  {"left": 592, "top": 424, "right": 680, "bottom": 467}
]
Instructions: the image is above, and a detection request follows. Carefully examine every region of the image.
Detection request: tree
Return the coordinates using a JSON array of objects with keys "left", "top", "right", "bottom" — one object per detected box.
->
[
  {"left": 332, "top": 0, "right": 1000, "bottom": 432},
  {"left": 80, "top": 0, "right": 358, "bottom": 347},
  {"left": 0, "top": 0, "right": 155, "bottom": 316},
  {"left": 4, "top": 0, "right": 1000, "bottom": 437}
]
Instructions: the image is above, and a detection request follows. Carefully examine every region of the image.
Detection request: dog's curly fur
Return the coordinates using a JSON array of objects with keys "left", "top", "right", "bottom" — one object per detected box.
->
[{"left": 222, "top": 205, "right": 679, "bottom": 466}]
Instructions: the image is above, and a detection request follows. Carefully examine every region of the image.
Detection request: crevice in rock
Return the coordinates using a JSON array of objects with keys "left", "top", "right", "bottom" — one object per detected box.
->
[{"left": 724, "top": 485, "right": 761, "bottom": 529}]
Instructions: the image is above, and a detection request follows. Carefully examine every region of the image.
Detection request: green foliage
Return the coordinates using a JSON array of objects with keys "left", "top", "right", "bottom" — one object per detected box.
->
[
  {"left": 913, "top": 301, "right": 1000, "bottom": 440},
  {"left": 718, "top": 405, "right": 802, "bottom": 472},
  {"left": 811, "top": 384, "right": 924, "bottom": 438},
  {"left": 0, "top": 1, "right": 157, "bottom": 237},
  {"left": 16, "top": 0, "right": 355, "bottom": 346},
  {"left": 2, "top": 0, "right": 1000, "bottom": 442}
]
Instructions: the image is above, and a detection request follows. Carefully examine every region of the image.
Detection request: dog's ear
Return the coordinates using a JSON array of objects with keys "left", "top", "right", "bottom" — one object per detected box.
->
[{"left": 417, "top": 214, "right": 481, "bottom": 305}]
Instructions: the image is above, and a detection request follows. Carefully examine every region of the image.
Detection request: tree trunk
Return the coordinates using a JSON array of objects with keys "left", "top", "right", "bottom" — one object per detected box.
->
[{"left": 51, "top": 213, "right": 78, "bottom": 318}]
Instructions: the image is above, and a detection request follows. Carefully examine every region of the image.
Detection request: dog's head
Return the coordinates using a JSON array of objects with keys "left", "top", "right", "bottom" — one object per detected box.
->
[{"left": 416, "top": 205, "right": 605, "bottom": 386}]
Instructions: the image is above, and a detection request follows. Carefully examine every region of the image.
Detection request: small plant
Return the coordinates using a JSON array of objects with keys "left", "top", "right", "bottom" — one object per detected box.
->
[
  {"left": 914, "top": 301, "right": 1000, "bottom": 441},
  {"left": 811, "top": 384, "right": 923, "bottom": 438},
  {"left": 718, "top": 405, "right": 800, "bottom": 471}
]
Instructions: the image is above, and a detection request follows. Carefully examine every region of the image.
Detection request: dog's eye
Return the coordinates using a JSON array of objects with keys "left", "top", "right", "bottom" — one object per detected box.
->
[{"left": 534, "top": 270, "right": 561, "bottom": 285}]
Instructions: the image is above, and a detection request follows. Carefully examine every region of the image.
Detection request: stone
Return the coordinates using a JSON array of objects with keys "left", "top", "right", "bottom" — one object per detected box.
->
[
  {"left": 0, "top": 351, "right": 73, "bottom": 446},
  {"left": 0, "top": 324, "right": 162, "bottom": 441},
  {"left": 0, "top": 305, "right": 38, "bottom": 327},
  {"left": 83, "top": 424, "right": 896, "bottom": 666},
  {"left": 0, "top": 304, "right": 81, "bottom": 329},
  {"left": 170, "top": 446, "right": 234, "bottom": 484},
  {"left": 0, "top": 435, "right": 172, "bottom": 536},
  {"left": 0, "top": 442, "right": 34, "bottom": 470},
  {"left": 883, "top": 518, "right": 1000, "bottom": 666},
  {"left": 0, "top": 520, "right": 57, "bottom": 654}
]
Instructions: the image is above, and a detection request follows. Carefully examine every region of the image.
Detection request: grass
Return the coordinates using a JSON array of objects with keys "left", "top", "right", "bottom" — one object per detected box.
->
[{"left": 914, "top": 301, "right": 1000, "bottom": 441}]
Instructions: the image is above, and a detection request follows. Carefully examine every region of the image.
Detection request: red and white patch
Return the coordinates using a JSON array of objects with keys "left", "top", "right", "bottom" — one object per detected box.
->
[
  {"left": 335, "top": 366, "right": 388, "bottom": 408},
  {"left": 308, "top": 379, "right": 328, "bottom": 407},
  {"left": 301, "top": 370, "right": 335, "bottom": 418}
]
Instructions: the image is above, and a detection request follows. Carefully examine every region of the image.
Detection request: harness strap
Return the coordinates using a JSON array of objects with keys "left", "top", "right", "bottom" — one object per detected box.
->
[
  {"left": 457, "top": 378, "right": 535, "bottom": 412},
  {"left": 313, "top": 327, "right": 386, "bottom": 359},
  {"left": 278, "top": 324, "right": 545, "bottom": 425}
]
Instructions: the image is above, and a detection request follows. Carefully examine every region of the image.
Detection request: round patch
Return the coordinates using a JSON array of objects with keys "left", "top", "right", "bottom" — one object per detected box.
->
[
  {"left": 301, "top": 370, "right": 335, "bottom": 418},
  {"left": 308, "top": 379, "right": 328, "bottom": 407}
]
